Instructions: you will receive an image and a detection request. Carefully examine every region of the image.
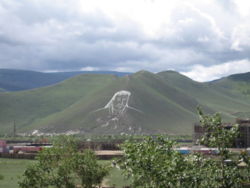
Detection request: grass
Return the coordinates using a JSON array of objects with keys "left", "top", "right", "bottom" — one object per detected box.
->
[
  {"left": 0, "top": 158, "right": 130, "bottom": 188},
  {"left": 0, "top": 158, "right": 35, "bottom": 188},
  {"left": 100, "top": 160, "right": 131, "bottom": 187},
  {"left": 106, "top": 167, "right": 131, "bottom": 187}
]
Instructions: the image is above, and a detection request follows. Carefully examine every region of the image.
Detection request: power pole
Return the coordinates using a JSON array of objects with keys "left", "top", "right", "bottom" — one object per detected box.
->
[{"left": 13, "top": 120, "right": 16, "bottom": 137}]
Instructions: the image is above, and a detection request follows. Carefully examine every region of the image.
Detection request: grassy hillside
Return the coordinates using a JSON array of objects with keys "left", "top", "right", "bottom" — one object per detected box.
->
[
  {"left": 157, "top": 71, "right": 250, "bottom": 120},
  {"left": 208, "top": 72, "right": 250, "bottom": 118},
  {"left": 0, "top": 70, "right": 250, "bottom": 135},
  {"left": 0, "top": 74, "right": 116, "bottom": 134},
  {"left": 27, "top": 71, "right": 200, "bottom": 134},
  {"left": 210, "top": 72, "right": 250, "bottom": 98}
]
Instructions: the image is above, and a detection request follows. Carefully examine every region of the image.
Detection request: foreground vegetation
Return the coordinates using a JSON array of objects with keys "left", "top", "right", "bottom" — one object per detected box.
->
[
  {"left": 116, "top": 109, "right": 250, "bottom": 188},
  {"left": 0, "top": 158, "right": 129, "bottom": 188},
  {"left": 18, "top": 136, "right": 110, "bottom": 188},
  {"left": 2, "top": 109, "right": 250, "bottom": 187}
]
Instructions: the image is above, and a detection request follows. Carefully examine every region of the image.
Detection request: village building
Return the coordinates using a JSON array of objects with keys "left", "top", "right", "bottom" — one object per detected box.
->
[{"left": 193, "top": 119, "right": 250, "bottom": 148}]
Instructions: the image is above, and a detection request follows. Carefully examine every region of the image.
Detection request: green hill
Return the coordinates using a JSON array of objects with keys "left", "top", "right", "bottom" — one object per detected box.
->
[
  {"left": 0, "top": 74, "right": 116, "bottom": 134},
  {"left": 28, "top": 71, "right": 200, "bottom": 134},
  {"left": 157, "top": 71, "right": 250, "bottom": 120},
  {"left": 208, "top": 72, "right": 250, "bottom": 118},
  {"left": 210, "top": 72, "right": 250, "bottom": 97},
  {"left": 0, "top": 70, "right": 250, "bottom": 135}
]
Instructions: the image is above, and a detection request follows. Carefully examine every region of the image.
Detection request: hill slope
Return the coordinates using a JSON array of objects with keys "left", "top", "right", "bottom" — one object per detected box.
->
[
  {"left": 1, "top": 70, "right": 250, "bottom": 135},
  {"left": 0, "top": 74, "right": 116, "bottom": 134},
  {"left": 157, "top": 71, "right": 250, "bottom": 120},
  {"left": 209, "top": 72, "right": 250, "bottom": 118},
  {"left": 27, "top": 71, "right": 200, "bottom": 134}
]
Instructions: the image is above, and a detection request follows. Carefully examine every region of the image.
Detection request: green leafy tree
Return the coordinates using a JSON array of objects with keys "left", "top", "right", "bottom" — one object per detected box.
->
[
  {"left": 197, "top": 107, "right": 238, "bottom": 150},
  {"left": 118, "top": 136, "right": 211, "bottom": 188},
  {"left": 197, "top": 107, "right": 243, "bottom": 188},
  {"left": 239, "top": 150, "right": 250, "bottom": 185},
  {"left": 118, "top": 136, "right": 179, "bottom": 187},
  {"left": 119, "top": 109, "right": 249, "bottom": 188},
  {"left": 73, "top": 150, "right": 109, "bottom": 188},
  {"left": 19, "top": 136, "right": 109, "bottom": 188}
]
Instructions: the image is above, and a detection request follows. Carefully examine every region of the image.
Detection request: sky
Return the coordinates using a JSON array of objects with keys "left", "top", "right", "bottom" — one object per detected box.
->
[{"left": 0, "top": 0, "right": 250, "bottom": 82}]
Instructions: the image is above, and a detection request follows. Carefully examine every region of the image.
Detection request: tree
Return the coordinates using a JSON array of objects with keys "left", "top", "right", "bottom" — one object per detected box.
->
[
  {"left": 197, "top": 107, "right": 243, "bottom": 188},
  {"left": 19, "top": 136, "right": 109, "bottom": 188},
  {"left": 118, "top": 109, "right": 249, "bottom": 188},
  {"left": 73, "top": 150, "right": 109, "bottom": 188},
  {"left": 118, "top": 136, "right": 177, "bottom": 187},
  {"left": 118, "top": 136, "right": 207, "bottom": 188},
  {"left": 197, "top": 107, "right": 239, "bottom": 150}
]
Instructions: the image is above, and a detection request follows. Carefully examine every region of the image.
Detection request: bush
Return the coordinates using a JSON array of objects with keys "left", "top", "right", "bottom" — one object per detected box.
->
[{"left": 19, "top": 136, "right": 109, "bottom": 188}]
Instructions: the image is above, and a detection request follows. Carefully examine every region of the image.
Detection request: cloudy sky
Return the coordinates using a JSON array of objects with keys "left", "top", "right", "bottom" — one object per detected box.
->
[{"left": 0, "top": 0, "right": 250, "bottom": 81}]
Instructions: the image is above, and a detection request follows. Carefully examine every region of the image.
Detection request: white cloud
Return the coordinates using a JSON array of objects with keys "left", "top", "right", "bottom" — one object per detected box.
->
[
  {"left": 233, "top": 0, "right": 250, "bottom": 17},
  {"left": 80, "top": 66, "right": 99, "bottom": 71},
  {"left": 231, "top": 24, "right": 250, "bottom": 51},
  {"left": 78, "top": 0, "right": 177, "bottom": 38},
  {"left": 182, "top": 59, "right": 250, "bottom": 82}
]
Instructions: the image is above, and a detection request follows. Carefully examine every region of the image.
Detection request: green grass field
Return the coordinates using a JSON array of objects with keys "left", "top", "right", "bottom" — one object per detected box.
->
[
  {"left": 0, "top": 158, "right": 129, "bottom": 188},
  {"left": 0, "top": 158, "right": 35, "bottom": 188}
]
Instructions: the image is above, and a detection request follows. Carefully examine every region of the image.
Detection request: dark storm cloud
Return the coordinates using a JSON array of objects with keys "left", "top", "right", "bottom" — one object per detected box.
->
[{"left": 0, "top": 0, "right": 250, "bottom": 81}]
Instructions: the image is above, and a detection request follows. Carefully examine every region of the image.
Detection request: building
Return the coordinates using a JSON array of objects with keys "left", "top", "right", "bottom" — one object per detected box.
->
[
  {"left": 0, "top": 140, "right": 7, "bottom": 153},
  {"left": 193, "top": 119, "right": 250, "bottom": 148},
  {"left": 236, "top": 119, "right": 250, "bottom": 148}
]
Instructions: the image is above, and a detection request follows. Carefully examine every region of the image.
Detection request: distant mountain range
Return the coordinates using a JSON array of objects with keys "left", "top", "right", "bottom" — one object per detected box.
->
[
  {"left": 0, "top": 69, "right": 130, "bottom": 91},
  {"left": 0, "top": 69, "right": 250, "bottom": 135}
]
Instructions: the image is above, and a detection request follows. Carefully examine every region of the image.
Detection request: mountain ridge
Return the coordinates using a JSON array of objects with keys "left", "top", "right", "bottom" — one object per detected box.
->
[
  {"left": 0, "top": 69, "right": 130, "bottom": 91},
  {"left": 0, "top": 69, "right": 250, "bottom": 135}
]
